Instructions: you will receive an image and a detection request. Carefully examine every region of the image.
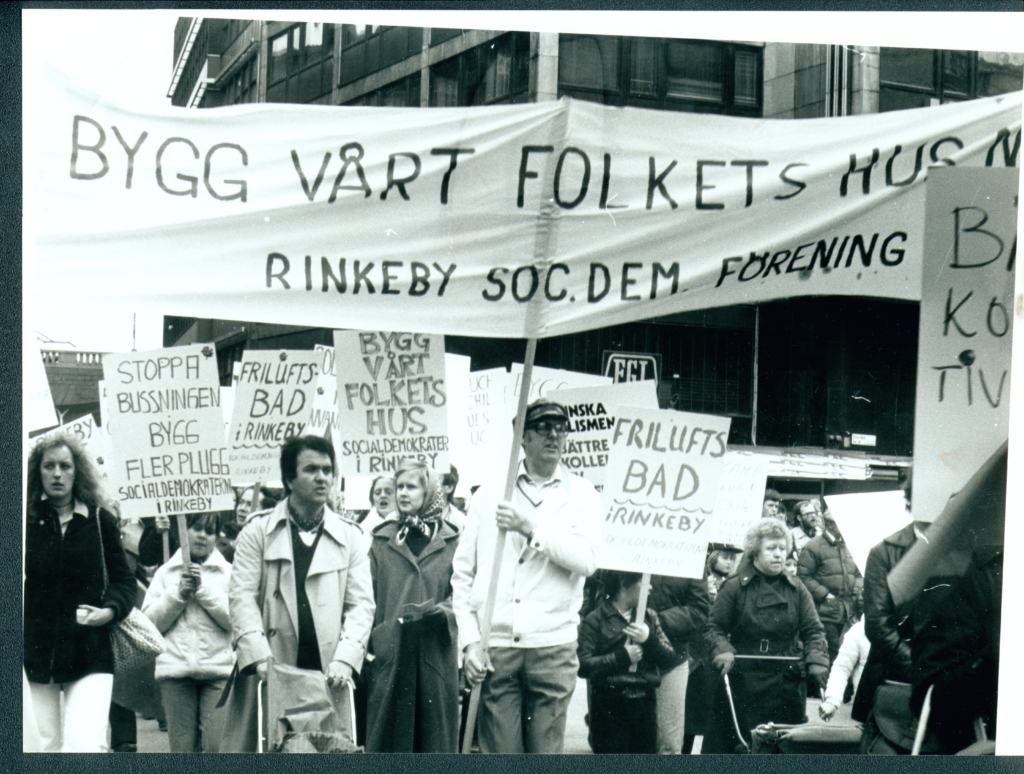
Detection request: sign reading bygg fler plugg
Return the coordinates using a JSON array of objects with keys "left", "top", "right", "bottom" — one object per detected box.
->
[
  {"left": 102, "top": 344, "right": 234, "bottom": 519},
  {"left": 600, "top": 408, "right": 731, "bottom": 579},
  {"left": 31, "top": 67, "right": 1021, "bottom": 340}
]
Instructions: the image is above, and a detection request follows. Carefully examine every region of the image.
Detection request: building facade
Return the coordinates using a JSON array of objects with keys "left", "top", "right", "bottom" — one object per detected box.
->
[{"left": 164, "top": 18, "right": 1023, "bottom": 502}]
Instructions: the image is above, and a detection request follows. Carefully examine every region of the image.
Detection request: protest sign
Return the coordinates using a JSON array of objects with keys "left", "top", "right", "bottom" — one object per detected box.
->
[
  {"left": 102, "top": 344, "right": 233, "bottom": 519},
  {"left": 912, "top": 167, "right": 1019, "bottom": 523},
  {"left": 305, "top": 344, "right": 343, "bottom": 454},
  {"left": 509, "top": 364, "right": 610, "bottom": 403},
  {"left": 456, "top": 367, "right": 513, "bottom": 492},
  {"left": 707, "top": 450, "right": 771, "bottom": 550},
  {"left": 220, "top": 385, "right": 235, "bottom": 437},
  {"left": 227, "top": 348, "right": 319, "bottom": 486},
  {"left": 334, "top": 330, "right": 449, "bottom": 476},
  {"left": 444, "top": 353, "right": 472, "bottom": 490},
  {"left": 33, "top": 68, "right": 1021, "bottom": 339},
  {"left": 548, "top": 381, "right": 659, "bottom": 486},
  {"left": 825, "top": 490, "right": 910, "bottom": 575},
  {"left": 600, "top": 408, "right": 731, "bottom": 579}
]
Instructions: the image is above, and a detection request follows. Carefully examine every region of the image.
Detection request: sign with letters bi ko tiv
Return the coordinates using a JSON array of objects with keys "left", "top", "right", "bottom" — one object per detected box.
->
[
  {"left": 334, "top": 330, "right": 449, "bottom": 477},
  {"left": 547, "top": 381, "right": 659, "bottom": 487},
  {"left": 912, "top": 167, "right": 1019, "bottom": 524},
  {"left": 600, "top": 407, "right": 731, "bottom": 579},
  {"left": 30, "top": 66, "right": 1021, "bottom": 340},
  {"left": 228, "top": 349, "right": 320, "bottom": 486},
  {"left": 707, "top": 450, "right": 771, "bottom": 550},
  {"left": 102, "top": 344, "right": 233, "bottom": 519}
]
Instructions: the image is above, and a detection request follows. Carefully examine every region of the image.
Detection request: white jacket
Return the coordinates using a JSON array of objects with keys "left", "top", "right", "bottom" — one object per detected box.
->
[
  {"left": 452, "top": 462, "right": 602, "bottom": 651},
  {"left": 823, "top": 618, "right": 870, "bottom": 707},
  {"left": 142, "top": 548, "right": 234, "bottom": 681}
]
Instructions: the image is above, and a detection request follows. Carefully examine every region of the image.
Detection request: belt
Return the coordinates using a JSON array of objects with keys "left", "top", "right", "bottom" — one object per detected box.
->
[{"left": 731, "top": 637, "right": 800, "bottom": 658}]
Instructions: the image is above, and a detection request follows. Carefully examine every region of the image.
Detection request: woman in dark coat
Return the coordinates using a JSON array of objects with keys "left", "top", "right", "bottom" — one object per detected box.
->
[
  {"left": 703, "top": 520, "right": 829, "bottom": 754},
  {"left": 365, "top": 459, "right": 460, "bottom": 752},
  {"left": 24, "top": 433, "right": 137, "bottom": 752}
]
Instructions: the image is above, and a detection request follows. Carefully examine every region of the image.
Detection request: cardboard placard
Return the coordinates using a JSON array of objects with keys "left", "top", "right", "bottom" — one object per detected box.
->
[
  {"left": 707, "top": 451, "right": 771, "bottom": 550},
  {"left": 334, "top": 330, "right": 449, "bottom": 476},
  {"left": 600, "top": 408, "right": 731, "bottom": 579},
  {"left": 103, "top": 344, "right": 233, "bottom": 518},
  {"left": 227, "top": 349, "right": 320, "bottom": 486}
]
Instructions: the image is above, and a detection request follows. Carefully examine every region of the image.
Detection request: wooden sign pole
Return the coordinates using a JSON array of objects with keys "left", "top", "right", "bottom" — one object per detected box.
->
[
  {"left": 161, "top": 532, "right": 170, "bottom": 565},
  {"left": 461, "top": 338, "right": 537, "bottom": 754},
  {"left": 176, "top": 514, "right": 192, "bottom": 573},
  {"left": 628, "top": 572, "right": 651, "bottom": 673}
]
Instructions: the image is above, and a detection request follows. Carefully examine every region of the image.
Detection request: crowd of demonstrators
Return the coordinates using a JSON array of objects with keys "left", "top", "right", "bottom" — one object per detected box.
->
[
  {"left": 25, "top": 420, "right": 1002, "bottom": 756},
  {"left": 24, "top": 434, "right": 137, "bottom": 752},
  {"left": 453, "top": 401, "right": 603, "bottom": 754},
  {"left": 141, "top": 512, "right": 233, "bottom": 752}
]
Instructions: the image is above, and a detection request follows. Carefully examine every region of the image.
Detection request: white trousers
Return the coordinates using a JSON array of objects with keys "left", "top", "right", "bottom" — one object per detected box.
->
[
  {"left": 655, "top": 659, "right": 690, "bottom": 754},
  {"left": 29, "top": 673, "right": 114, "bottom": 752}
]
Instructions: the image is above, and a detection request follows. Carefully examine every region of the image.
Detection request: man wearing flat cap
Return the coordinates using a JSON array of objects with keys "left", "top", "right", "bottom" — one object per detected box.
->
[{"left": 452, "top": 400, "right": 602, "bottom": 753}]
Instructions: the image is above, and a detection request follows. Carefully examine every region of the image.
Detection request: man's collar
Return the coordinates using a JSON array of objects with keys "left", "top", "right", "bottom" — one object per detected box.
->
[{"left": 518, "top": 459, "right": 564, "bottom": 486}]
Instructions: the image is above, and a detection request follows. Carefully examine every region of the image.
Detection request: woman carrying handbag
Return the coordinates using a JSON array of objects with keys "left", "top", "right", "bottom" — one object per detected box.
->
[{"left": 24, "top": 434, "right": 137, "bottom": 752}]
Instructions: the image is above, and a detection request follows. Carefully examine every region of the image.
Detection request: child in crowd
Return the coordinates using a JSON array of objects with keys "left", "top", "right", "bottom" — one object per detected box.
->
[{"left": 578, "top": 571, "right": 681, "bottom": 754}]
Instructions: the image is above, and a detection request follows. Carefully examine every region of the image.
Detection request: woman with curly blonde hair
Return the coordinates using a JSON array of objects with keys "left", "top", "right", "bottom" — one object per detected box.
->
[{"left": 24, "top": 433, "right": 137, "bottom": 752}]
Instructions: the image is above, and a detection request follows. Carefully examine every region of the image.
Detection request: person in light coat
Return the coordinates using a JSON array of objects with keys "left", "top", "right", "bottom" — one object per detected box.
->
[
  {"left": 221, "top": 435, "right": 375, "bottom": 752},
  {"left": 142, "top": 512, "right": 233, "bottom": 752},
  {"left": 819, "top": 617, "right": 870, "bottom": 721}
]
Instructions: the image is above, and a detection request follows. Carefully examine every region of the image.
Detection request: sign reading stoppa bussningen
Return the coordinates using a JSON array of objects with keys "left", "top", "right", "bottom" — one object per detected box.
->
[
  {"left": 31, "top": 67, "right": 1021, "bottom": 339},
  {"left": 102, "top": 345, "right": 234, "bottom": 519}
]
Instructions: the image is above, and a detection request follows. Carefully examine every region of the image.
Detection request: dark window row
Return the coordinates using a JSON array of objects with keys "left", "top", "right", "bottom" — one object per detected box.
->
[
  {"left": 429, "top": 31, "right": 531, "bottom": 107},
  {"left": 879, "top": 47, "right": 1024, "bottom": 112},
  {"left": 340, "top": 25, "right": 421, "bottom": 86},
  {"left": 558, "top": 34, "right": 762, "bottom": 116},
  {"left": 345, "top": 73, "right": 421, "bottom": 107},
  {"left": 267, "top": 22, "right": 334, "bottom": 104}
]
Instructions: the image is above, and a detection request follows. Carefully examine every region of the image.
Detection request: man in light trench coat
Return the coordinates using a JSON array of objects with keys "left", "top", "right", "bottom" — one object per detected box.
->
[{"left": 222, "top": 435, "right": 375, "bottom": 752}]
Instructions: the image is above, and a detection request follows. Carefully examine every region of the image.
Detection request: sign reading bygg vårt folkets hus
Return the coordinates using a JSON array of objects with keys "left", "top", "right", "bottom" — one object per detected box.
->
[
  {"left": 548, "top": 381, "right": 659, "bottom": 486},
  {"left": 228, "top": 349, "right": 319, "bottom": 486},
  {"left": 600, "top": 408, "right": 732, "bottom": 579},
  {"left": 334, "top": 331, "right": 449, "bottom": 475},
  {"left": 912, "top": 168, "right": 1019, "bottom": 524},
  {"left": 102, "top": 345, "right": 233, "bottom": 519}
]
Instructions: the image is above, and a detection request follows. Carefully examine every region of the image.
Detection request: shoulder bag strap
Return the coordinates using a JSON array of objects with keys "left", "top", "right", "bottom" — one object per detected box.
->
[{"left": 93, "top": 505, "right": 109, "bottom": 594}]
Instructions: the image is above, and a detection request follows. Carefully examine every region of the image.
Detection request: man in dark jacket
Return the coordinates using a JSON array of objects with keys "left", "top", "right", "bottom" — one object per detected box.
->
[
  {"left": 796, "top": 519, "right": 863, "bottom": 665},
  {"left": 852, "top": 520, "right": 928, "bottom": 724},
  {"left": 911, "top": 547, "right": 1001, "bottom": 754},
  {"left": 647, "top": 574, "right": 710, "bottom": 754}
]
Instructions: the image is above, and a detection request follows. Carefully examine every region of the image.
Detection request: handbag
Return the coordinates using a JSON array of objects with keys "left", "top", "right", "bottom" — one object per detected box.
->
[
  {"left": 866, "top": 681, "right": 939, "bottom": 754},
  {"left": 95, "top": 509, "right": 166, "bottom": 672}
]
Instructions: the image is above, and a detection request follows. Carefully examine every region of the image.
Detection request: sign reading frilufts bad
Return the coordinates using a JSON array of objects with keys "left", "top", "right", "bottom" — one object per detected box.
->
[
  {"left": 911, "top": 167, "right": 1018, "bottom": 524},
  {"left": 102, "top": 344, "right": 233, "bottom": 519},
  {"left": 600, "top": 408, "right": 732, "bottom": 579},
  {"left": 334, "top": 330, "right": 449, "bottom": 475},
  {"left": 228, "top": 349, "right": 320, "bottom": 485}
]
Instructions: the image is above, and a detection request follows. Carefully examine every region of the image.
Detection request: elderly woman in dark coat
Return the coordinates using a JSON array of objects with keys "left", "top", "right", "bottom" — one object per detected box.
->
[
  {"left": 365, "top": 459, "right": 460, "bottom": 753},
  {"left": 703, "top": 519, "right": 829, "bottom": 754},
  {"left": 24, "top": 433, "right": 137, "bottom": 752}
]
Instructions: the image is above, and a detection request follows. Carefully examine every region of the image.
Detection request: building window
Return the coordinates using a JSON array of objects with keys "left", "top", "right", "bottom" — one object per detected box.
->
[
  {"left": 340, "top": 26, "right": 421, "bottom": 86},
  {"left": 429, "top": 32, "right": 531, "bottom": 107},
  {"left": 266, "top": 22, "right": 334, "bottom": 104},
  {"left": 559, "top": 35, "right": 762, "bottom": 116},
  {"left": 345, "top": 73, "right": 421, "bottom": 107},
  {"left": 226, "top": 56, "right": 259, "bottom": 105},
  {"left": 877, "top": 48, "right": 1023, "bottom": 112}
]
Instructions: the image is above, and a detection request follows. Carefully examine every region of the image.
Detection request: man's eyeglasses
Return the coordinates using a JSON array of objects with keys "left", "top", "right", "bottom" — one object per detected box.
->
[{"left": 526, "top": 421, "right": 569, "bottom": 437}]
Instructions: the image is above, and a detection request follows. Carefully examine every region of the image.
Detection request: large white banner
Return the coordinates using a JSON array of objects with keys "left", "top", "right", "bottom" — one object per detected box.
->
[
  {"left": 912, "top": 168, "right": 1019, "bottom": 523},
  {"left": 102, "top": 345, "right": 234, "bottom": 518},
  {"left": 29, "top": 67, "right": 1021, "bottom": 340}
]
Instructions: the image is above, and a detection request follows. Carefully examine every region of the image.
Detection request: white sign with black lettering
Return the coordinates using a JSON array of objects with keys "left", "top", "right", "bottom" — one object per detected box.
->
[{"left": 600, "top": 408, "right": 732, "bottom": 579}]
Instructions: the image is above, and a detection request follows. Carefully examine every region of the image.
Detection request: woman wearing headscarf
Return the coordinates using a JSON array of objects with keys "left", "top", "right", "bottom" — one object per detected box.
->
[
  {"left": 24, "top": 433, "right": 137, "bottom": 752},
  {"left": 364, "top": 459, "right": 460, "bottom": 752},
  {"left": 702, "top": 519, "right": 829, "bottom": 753}
]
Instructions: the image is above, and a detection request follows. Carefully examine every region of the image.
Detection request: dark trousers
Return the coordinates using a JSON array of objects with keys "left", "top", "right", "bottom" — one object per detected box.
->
[
  {"left": 108, "top": 702, "right": 137, "bottom": 749},
  {"left": 822, "top": 621, "right": 847, "bottom": 666},
  {"left": 589, "top": 688, "right": 658, "bottom": 754}
]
